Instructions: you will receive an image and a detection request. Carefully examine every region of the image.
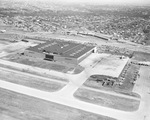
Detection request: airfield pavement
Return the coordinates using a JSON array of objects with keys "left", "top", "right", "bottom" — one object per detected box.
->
[
  {"left": 80, "top": 53, "right": 129, "bottom": 77},
  {"left": 0, "top": 40, "right": 149, "bottom": 120},
  {"left": 0, "top": 53, "right": 148, "bottom": 120}
]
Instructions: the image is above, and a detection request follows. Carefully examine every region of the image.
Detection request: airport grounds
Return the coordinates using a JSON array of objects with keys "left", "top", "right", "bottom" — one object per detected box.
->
[{"left": 0, "top": 24, "right": 150, "bottom": 120}]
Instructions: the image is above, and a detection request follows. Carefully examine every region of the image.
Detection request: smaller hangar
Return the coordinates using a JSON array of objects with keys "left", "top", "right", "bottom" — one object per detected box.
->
[{"left": 24, "top": 40, "right": 96, "bottom": 65}]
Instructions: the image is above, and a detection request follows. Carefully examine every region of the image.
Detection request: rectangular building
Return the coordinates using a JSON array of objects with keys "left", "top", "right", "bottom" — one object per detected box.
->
[{"left": 24, "top": 40, "right": 96, "bottom": 65}]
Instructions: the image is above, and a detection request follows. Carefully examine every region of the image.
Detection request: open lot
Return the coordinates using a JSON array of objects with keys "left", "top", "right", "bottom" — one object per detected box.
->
[
  {"left": 132, "top": 51, "right": 150, "bottom": 61},
  {"left": 80, "top": 53, "right": 129, "bottom": 77},
  {"left": 0, "top": 68, "right": 66, "bottom": 92},
  {"left": 74, "top": 88, "right": 140, "bottom": 112},
  {"left": 0, "top": 88, "right": 116, "bottom": 120},
  {"left": 79, "top": 53, "right": 110, "bottom": 68}
]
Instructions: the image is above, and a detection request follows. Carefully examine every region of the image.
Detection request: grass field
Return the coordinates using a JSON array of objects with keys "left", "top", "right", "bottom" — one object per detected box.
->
[
  {"left": 132, "top": 51, "right": 150, "bottom": 61},
  {"left": 0, "top": 63, "right": 68, "bottom": 82},
  {"left": 74, "top": 88, "right": 140, "bottom": 112},
  {"left": 0, "top": 88, "right": 116, "bottom": 120},
  {"left": 2, "top": 54, "right": 83, "bottom": 74},
  {"left": 0, "top": 68, "right": 66, "bottom": 92}
]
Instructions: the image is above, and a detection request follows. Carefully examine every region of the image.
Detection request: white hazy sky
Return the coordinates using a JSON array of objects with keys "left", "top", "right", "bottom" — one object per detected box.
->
[
  {"left": 17, "top": 0, "right": 150, "bottom": 6},
  {"left": 46, "top": 0, "right": 150, "bottom": 5}
]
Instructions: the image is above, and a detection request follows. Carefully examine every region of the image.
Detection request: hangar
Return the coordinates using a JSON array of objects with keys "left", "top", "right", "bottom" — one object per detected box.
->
[{"left": 24, "top": 40, "right": 96, "bottom": 65}]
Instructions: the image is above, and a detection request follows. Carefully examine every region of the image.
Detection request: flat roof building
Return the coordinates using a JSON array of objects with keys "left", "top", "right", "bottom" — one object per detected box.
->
[{"left": 24, "top": 40, "right": 96, "bottom": 65}]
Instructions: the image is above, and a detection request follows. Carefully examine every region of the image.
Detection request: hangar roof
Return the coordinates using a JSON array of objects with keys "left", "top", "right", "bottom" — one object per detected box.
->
[
  {"left": 27, "top": 40, "right": 95, "bottom": 58},
  {"left": 63, "top": 44, "right": 94, "bottom": 58}
]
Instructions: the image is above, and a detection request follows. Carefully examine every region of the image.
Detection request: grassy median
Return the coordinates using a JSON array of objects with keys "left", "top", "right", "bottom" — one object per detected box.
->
[{"left": 74, "top": 88, "right": 140, "bottom": 112}]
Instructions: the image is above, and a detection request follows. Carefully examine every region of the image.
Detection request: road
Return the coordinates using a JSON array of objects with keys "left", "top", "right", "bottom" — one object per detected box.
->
[{"left": 21, "top": 32, "right": 150, "bottom": 53}]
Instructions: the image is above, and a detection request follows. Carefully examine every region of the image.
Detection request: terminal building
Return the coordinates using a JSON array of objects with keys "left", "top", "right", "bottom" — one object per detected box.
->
[{"left": 24, "top": 40, "right": 96, "bottom": 65}]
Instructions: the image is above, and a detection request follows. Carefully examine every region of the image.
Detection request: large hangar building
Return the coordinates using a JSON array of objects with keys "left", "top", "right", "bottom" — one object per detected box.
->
[{"left": 24, "top": 40, "right": 96, "bottom": 65}]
